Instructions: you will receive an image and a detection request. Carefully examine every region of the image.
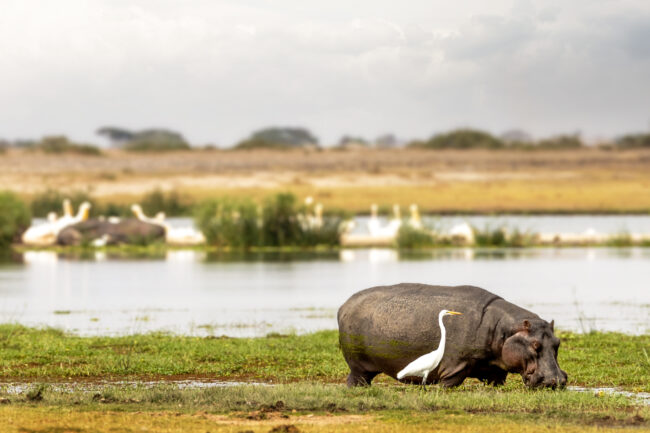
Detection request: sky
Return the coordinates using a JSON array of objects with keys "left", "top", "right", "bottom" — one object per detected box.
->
[{"left": 1, "top": 0, "right": 649, "bottom": 146}]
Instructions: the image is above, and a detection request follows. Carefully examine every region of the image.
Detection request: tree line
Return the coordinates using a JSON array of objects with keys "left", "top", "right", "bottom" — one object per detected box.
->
[{"left": 1, "top": 126, "right": 649, "bottom": 153}]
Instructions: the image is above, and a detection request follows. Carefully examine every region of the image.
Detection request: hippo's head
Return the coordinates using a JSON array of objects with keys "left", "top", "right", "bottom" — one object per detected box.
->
[{"left": 501, "top": 318, "right": 567, "bottom": 389}]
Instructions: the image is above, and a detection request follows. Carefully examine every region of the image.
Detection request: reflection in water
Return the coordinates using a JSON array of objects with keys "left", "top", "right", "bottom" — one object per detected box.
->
[{"left": 0, "top": 247, "right": 648, "bottom": 337}]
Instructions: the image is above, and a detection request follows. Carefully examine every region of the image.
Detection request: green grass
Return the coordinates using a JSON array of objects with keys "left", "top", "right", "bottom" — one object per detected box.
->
[
  {"left": 0, "top": 326, "right": 648, "bottom": 392},
  {"left": 0, "top": 326, "right": 647, "bottom": 431},
  {"left": 0, "top": 383, "right": 645, "bottom": 417},
  {"left": 0, "top": 383, "right": 647, "bottom": 431}
]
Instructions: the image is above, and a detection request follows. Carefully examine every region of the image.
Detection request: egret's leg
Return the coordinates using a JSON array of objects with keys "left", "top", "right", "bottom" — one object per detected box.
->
[{"left": 421, "top": 372, "right": 428, "bottom": 391}]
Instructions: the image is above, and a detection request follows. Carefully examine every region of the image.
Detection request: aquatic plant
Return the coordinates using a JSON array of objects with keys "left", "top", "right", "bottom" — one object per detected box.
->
[
  {"left": 261, "top": 193, "right": 302, "bottom": 246},
  {"left": 472, "top": 225, "right": 508, "bottom": 247},
  {"left": 0, "top": 191, "right": 31, "bottom": 247},
  {"left": 606, "top": 231, "right": 634, "bottom": 247},
  {"left": 395, "top": 225, "right": 438, "bottom": 248},
  {"left": 195, "top": 193, "right": 344, "bottom": 248},
  {"left": 195, "top": 198, "right": 261, "bottom": 249},
  {"left": 141, "top": 189, "right": 191, "bottom": 217},
  {"left": 30, "top": 189, "right": 93, "bottom": 218}
]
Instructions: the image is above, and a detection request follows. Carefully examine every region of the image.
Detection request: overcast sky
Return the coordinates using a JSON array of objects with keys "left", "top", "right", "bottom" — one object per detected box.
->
[{"left": 1, "top": 0, "right": 649, "bottom": 146}]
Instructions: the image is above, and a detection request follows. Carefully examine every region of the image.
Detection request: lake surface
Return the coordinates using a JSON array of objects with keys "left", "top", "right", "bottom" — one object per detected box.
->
[{"left": 0, "top": 247, "right": 648, "bottom": 336}]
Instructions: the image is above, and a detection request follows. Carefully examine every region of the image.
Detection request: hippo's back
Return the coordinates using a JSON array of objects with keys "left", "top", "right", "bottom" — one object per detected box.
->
[{"left": 338, "top": 283, "right": 501, "bottom": 344}]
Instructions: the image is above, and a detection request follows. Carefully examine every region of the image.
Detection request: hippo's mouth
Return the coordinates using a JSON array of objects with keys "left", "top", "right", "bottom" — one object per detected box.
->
[{"left": 523, "top": 371, "right": 568, "bottom": 389}]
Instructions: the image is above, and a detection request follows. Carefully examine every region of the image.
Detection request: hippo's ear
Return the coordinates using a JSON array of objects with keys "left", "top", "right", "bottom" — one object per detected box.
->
[
  {"left": 550, "top": 320, "right": 555, "bottom": 331},
  {"left": 511, "top": 319, "right": 532, "bottom": 334}
]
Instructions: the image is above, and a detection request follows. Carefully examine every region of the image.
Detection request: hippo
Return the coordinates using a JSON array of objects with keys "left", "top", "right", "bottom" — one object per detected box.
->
[
  {"left": 338, "top": 283, "right": 567, "bottom": 389},
  {"left": 57, "top": 218, "right": 165, "bottom": 246}
]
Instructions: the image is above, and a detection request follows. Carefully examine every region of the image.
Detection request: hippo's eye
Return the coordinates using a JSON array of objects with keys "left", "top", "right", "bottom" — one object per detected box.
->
[{"left": 531, "top": 340, "right": 541, "bottom": 352}]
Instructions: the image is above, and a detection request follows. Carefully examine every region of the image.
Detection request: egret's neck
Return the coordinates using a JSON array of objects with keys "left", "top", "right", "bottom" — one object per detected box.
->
[{"left": 437, "top": 312, "right": 447, "bottom": 353}]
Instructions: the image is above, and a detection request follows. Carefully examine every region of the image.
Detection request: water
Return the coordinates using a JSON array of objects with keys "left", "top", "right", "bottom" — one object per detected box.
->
[
  {"left": 0, "top": 247, "right": 648, "bottom": 337},
  {"left": 351, "top": 214, "right": 650, "bottom": 235},
  {"left": 0, "top": 382, "right": 646, "bottom": 405}
]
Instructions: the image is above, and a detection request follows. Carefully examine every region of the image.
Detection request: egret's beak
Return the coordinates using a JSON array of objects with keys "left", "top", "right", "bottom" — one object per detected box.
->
[{"left": 447, "top": 311, "right": 463, "bottom": 315}]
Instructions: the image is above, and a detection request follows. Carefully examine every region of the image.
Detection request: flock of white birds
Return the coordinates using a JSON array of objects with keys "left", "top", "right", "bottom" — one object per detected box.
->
[{"left": 21, "top": 197, "right": 478, "bottom": 247}]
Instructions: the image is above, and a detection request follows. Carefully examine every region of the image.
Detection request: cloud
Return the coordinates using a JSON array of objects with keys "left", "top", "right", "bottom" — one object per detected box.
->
[{"left": 0, "top": 0, "right": 649, "bottom": 145}]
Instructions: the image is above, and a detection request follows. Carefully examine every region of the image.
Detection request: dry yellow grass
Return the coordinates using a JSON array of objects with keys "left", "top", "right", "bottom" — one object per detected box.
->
[
  {"left": 2, "top": 407, "right": 642, "bottom": 433},
  {"left": 3, "top": 148, "right": 650, "bottom": 213}
]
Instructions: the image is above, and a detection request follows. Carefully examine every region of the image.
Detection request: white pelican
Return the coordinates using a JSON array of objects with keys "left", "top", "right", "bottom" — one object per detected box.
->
[
  {"left": 449, "top": 222, "right": 475, "bottom": 244},
  {"left": 62, "top": 199, "right": 73, "bottom": 218},
  {"left": 408, "top": 204, "right": 423, "bottom": 229},
  {"left": 313, "top": 203, "right": 323, "bottom": 230},
  {"left": 131, "top": 204, "right": 160, "bottom": 225},
  {"left": 367, "top": 204, "right": 381, "bottom": 236},
  {"left": 22, "top": 201, "right": 91, "bottom": 246},
  {"left": 380, "top": 204, "right": 402, "bottom": 237},
  {"left": 397, "top": 309, "right": 463, "bottom": 387},
  {"left": 131, "top": 204, "right": 205, "bottom": 245}
]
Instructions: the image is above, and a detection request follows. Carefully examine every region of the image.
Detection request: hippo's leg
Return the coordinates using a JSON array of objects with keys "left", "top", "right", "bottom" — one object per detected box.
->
[
  {"left": 346, "top": 368, "right": 379, "bottom": 387},
  {"left": 440, "top": 373, "right": 467, "bottom": 388},
  {"left": 471, "top": 364, "right": 508, "bottom": 386},
  {"left": 481, "top": 368, "right": 508, "bottom": 386},
  {"left": 439, "top": 361, "right": 469, "bottom": 388}
]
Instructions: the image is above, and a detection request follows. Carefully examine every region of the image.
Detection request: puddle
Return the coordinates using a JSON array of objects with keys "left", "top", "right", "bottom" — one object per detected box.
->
[
  {"left": 568, "top": 386, "right": 650, "bottom": 405},
  {"left": 0, "top": 379, "right": 269, "bottom": 395},
  {"left": 1, "top": 380, "right": 647, "bottom": 406}
]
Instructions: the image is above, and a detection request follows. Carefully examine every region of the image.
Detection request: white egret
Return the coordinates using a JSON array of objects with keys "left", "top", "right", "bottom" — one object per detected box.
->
[{"left": 397, "top": 309, "right": 463, "bottom": 387}]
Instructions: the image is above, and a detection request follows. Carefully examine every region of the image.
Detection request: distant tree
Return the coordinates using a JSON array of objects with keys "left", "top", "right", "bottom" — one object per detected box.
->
[
  {"left": 96, "top": 127, "right": 189, "bottom": 151},
  {"left": 500, "top": 129, "right": 533, "bottom": 146},
  {"left": 0, "top": 139, "right": 8, "bottom": 153},
  {"left": 412, "top": 128, "right": 503, "bottom": 149},
  {"left": 235, "top": 127, "right": 318, "bottom": 149},
  {"left": 13, "top": 139, "right": 37, "bottom": 148},
  {"left": 124, "top": 129, "right": 190, "bottom": 151},
  {"left": 615, "top": 133, "right": 650, "bottom": 148},
  {"left": 96, "top": 127, "right": 135, "bottom": 147},
  {"left": 338, "top": 135, "right": 369, "bottom": 148},
  {"left": 374, "top": 133, "right": 399, "bottom": 149},
  {"left": 36, "top": 136, "right": 102, "bottom": 156},
  {"left": 536, "top": 134, "right": 582, "bottom": 149}
]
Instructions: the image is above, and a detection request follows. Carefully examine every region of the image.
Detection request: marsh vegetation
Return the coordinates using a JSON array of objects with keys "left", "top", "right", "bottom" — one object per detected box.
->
[{"left": 0, "top": 326, "right": 647, "bottom": 432}]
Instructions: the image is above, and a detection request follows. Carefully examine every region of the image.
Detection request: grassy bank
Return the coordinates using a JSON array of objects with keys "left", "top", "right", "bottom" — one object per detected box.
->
[
  {"left": 0, "top": 383, "right": 647, "bottom": 432},
  {"left": 1, "top": 326, "right": 648, "bottom": 432},
  {"left": 0, "top": 326, "right": 648, "bottom": 392}
]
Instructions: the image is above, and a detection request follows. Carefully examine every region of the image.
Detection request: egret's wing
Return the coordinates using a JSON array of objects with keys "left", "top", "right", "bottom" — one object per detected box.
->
[{"left": 397, "top": 353, "right": 433, "bottom": 378}]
